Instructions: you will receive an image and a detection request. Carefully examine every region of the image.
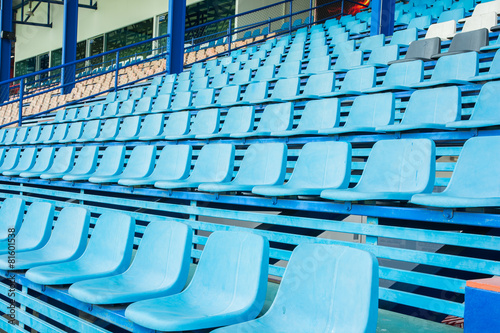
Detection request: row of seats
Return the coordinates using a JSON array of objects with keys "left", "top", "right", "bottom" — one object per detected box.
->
[
  {"left": 4, "top": 77, "right": 500, "bottom": 146},
  {"left": 14, "top": 48, "right": 487, "bottom": 132},
  {"left": 0, "top": 201, "right": 378, "bottom": 332},
  {"left": 1, "top": 136, "right": 499, "bottom": 208}
]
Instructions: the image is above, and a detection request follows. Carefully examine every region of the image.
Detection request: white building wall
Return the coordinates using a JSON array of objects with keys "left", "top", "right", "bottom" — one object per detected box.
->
[{"left": 15, "top": 0, "right": 203, "bottom": 62}]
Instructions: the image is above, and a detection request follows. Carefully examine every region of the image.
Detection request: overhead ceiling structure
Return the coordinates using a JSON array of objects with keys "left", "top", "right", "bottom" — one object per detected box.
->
[{"left": 12, "top": 0, "right": 97, "bottom": 28}]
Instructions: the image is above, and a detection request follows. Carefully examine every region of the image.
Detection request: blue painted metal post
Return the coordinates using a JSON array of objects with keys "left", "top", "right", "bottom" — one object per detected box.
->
[
  {"left": 18, "top": 79, "right": 23, "bottom": 126},
  {"left": 167, "top": 0, "right": 186, "bottom": 74},
  {"left": 61, "top": 0, "right": 78, "bottom": 95},
  {"left": 370, "top": 0, "right": 395, "bottom": 36},
  {"left": 227, "top": 18, "right": 232, "bottom": 56},
  {"left": 0, "top": 0, "right": 13, "bottom": 103}
]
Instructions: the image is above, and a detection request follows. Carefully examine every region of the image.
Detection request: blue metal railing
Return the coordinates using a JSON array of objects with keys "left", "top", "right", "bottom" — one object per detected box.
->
[{"left": 0, "top": 34, "right": 170, "bottom": 128}]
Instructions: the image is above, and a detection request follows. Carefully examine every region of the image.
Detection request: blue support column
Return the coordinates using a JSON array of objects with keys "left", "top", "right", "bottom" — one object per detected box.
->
[
  {"left": 370, "top": 0, "right": 395, "bottom": 37},
  {"left": 167, "top": 0, "right": 186, "bottom": 74},
  {"left": 0, "top": 0, "right": 13, "bottom": 102},
  {"left": 61, "top": 0, "right": 78, "bottom": 95}
]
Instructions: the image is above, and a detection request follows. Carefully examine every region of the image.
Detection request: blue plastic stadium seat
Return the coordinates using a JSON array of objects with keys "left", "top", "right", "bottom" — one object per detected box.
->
[
  {"left": 69, "top": 221, "right": 192, "bottom": 304},
  {"left": 469, "top": 49, "right": 500, "bottom": 82},
  {"left": 28, "top": 125, "right": 52, "bottom": 145},
  {"left": 447, "top": 82, "right": 500, "bottom": 128},
  {"left": 128, "top": 87, "right": 144, "bottom": 100},
  {"left": 0, "top": 148, "right": 20, "bottom": 173},
  {"left": 22, "top": 125, "right": 41, "bottom": 144},
  {"left": 87, "top": 104, "right": 105, "bottom": 119},
  {"left": 7, "top": 127, "right": 28, "bottom": 146},
  {"left": 272, "top": 98, "right": 340, "bottom": 136},
  {"left": 51, "top": 109, "right": 67, "bottom": 123},
  {"left": 389, "top": 28, "right": 418, "bottom": 47},
  {"left": 116, "top": 99, "right": 137, "bottom": 118},
  {"left": 0, "top": 206, "right": 90, "bottom": 270},
  {"left": 16, "top": 148, "right": 55, "bottom": 178},
  {"left": 320, "top": 66, "right": 377, "bottom": 97},
  {"left": 113, "top": 116, "right": 141, "bottom": 141},
  {"left": 76, "top": 120, "right": 101, "bottom": 143},
  {"left": 331, "top": 40, "right": 355, "bottom": 57},
  {"left": 365, "top": 60, "right": 423, "bottom": 93},
  {"left": 119, "top": 145, "right": 191, "bottom": 186},
  {"left": 408, "top": 15, "right": 432, "bottom": 30},
  {"left": 44, "top": 123, "right": 69, "bottom": 144},
  {"left": 365, "top": 45, "right": 400, "bottom": 67},
  {"left": 1, "top": 128, "right": 18, "bottom": 146},
  {"left": 350, "top": 22, "right": 368, "bottom": 35},
  {"left": 332, "top": 51, "right": 363, "bottom": 73},
  {"left": 192, "top": 88, "right": 216, "bottom": 109},
  {"left": 411, "top": 52, "right": 478, "bottom": 88},
  {"left": 151, "top": 94, "right": 172, "bottom": 113},
  {"left": 21, "top": 147, "right": 75, "bottom": 179},
  {"left": 307, "top": 45, "right": 328, "bottom": 60},
  {"left": 125, "top": 231, "right": 269, "bottom": 332},
  {"left": 321, "top": 139, "right": 436, "bottom": 201},
  {"left": 2, "top": 148, "right": 37, "bottom": 177},
  {"left": 112, "top": 117, "right": 141, "bottom": 142},
  {"left": 438, "top": 8, "right": 465, "bottom": 23},
  {"left": 0, "top": 202, "right": 53, "bottom": 255},
  {"left": 0, "top": 197, "right": 25, "bottom": 241},
  {"left": 61, "top": 108, "right": 78, "bottom": 123},
  {"left": 25, "top": 212, "right": 135, "bottom": 285},
  {"left": 212, "top": 85, "right": 240, "bottom": 107},
  {"left": 89, "top": 145, "right": 156, "bottom": 184},
  {"left": 329, "top": 32, "right": 348, "bottom": 46},
  {"left": 411, "top": 136, "right": 500, "bottom": 208},
  {"left": 170, "top": 91, "right": 192, "bottom": 111},
  {"left": 155, "top": 144, "right": 234, "bottom": 190},
  {"left": 100, "top": 101, "right": 120, "bottom": 119},
  {"left": 211, "top": 73, "right": 229, "bottom": 89},
  {"left": 359, "top": 34, "right": 385, "bottom": 52},
  {"left": 238, "top": 82, "right": 269, "bottom": 105},
  {"left": 253, "top": 141, "right": 351, "bottom": 197},
  {"left": 160, "top": 82, "right": 175, "bottom": 95},
  {"left": 165, "top": 108, "right": 219, "bottom": 140},
  {"left": 199, "top": 143, "right": 287, "bottom": 192},
  {"left": 59, "top": 122, "right": 84, "bottom": 143},
  {"left": 140, "top": 111, "right": 189, "bottom": 140},
  {"left": 212, "top": 243, "right": 378, "bottom": 333},
  {"left": 252, "top": 65, "right": 276, "bottom": 82},
  {"left": 231, "top": 103, "right": 293, "bottom": 138},
  {"left": 264, "top": 77, "right": 300, "bottom": 102},
  {"left": 289, "top": 72, "right": 336, "bottom": 100},
  {"left": 177, "top": 71, "right": 191, "bottom": 81},
  {"left": 144, "top": 85, "right": 159, "bottom": 97},
  {"left": 105, "top": 90, "right": 130, "bottom": 103},
  {"left": 319, "top": 93, "right": 394, "bottom": 135},
  {"left": 75, "top": 106, "right": 91, "bottom": 121},
  {"left": 378, "top": 86, "right": 460, "bottom": 132},
  {"left": 132, "top": 97, "right": 154, "bottom": 115},
  {"left": 41, "top": 146, "right": 98, "bottom": 180},
  {"left": 196, "top": 106, "right": 254, "bottom": 139},
  {"left": 63, "top": 146, "right": 125, "bottom": 182},
  {"left": 276, "top": 60, "right": 301, "bottom": 78},
  {"left": 93, "top": 118, "right": 119, "bottom": 142},
  {"left": 191, "top": 76, "right": 209, "bottom": 91}
]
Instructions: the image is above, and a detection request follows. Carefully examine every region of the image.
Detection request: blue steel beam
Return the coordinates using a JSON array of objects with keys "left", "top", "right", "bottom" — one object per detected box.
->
[
  {"left": 61, "top": 0, "right": 78, "bottom": 94},
  {"left": 167, "top": 0, "right": 186, "bottom": 74},
  {"left": 0, "top": 0, "right": 13, "bottom": 103},
  {"left": 370, "top": 0, "right": 395, "bottom": 36}
]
